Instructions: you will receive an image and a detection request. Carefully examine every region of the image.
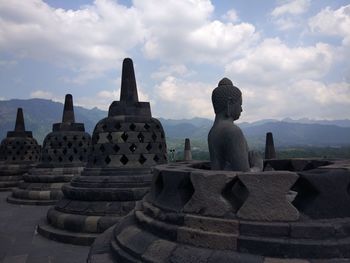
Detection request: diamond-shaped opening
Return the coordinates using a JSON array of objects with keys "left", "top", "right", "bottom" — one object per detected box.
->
[
  {"left": 62, "top": 148, "right": 67, "bottom": 155},
  {"left": 69, "top": 156, "right": 73, "bottom": 162},
  {"left": 73, "top": 135, "right": 77, "bottom": 141},
  {"left": 58, "top": 156, "right": 63, "bottom": 162},
  {"left": 58, "top": 142, "right": 62, "bottom": 147},
  {"left": 130, "top": 123, "right": 136, "bottom": 131},
  {"left": 146, "top": 143, "right": 152, "bottom": 151},
  {"left": 102, "top": 124, "right": 107, "bottom": 131},
  {"left": 161, "top": 132, "right": 165, "bottom": 139},
  {"left": 63, "top": 136, "right": 67, "bottom": 141},
  {"left": 100, "top": 144, "right": 106, "bottom": 152},
  {"left": 53, "top": 149, "right": 57, "bottom": 154},
  {"left": 152, "top": 132, "right": 157, "bottom": 142},
  {"left": 68, "top": 142, "right": 72, "bottom": 148},
  {"left": 153, "top": 154, "right": 160, "bottom": 163},
  {"left": 177, "top": 176, "right": 195, "bottom": 211},
  {"left": 137, "top": 132, "right": 145, "bottom": 143},
  {"left": 105, "top": 155, "right": 111, "bottom": 164},
  {"left": 107, "top": 133, "right": 113, "bottom": 141},
  {"left": 114, "top": 122, "right": 121, "bottom": 129},
  {"left": 79, "top": 156, "right": 83, "bottom": 161},
  {"left": 144, "top": 123, "right": 150, "bottom": 130},
  {"left": 158, "top": 143, "right": 163, "bottom": 150},
  {"left": 82, "top": 136, "right": 86, "bottom": 141},
  {"left": 156, "top": 124, "right": 160, "bottom": 130},
  {"left": 113, "top": 145, "right": 120, "bottom": 153},
  {"left": 73, "top": 148, "right": 78, "bottom": 154},
  {"left": 93, "top": 157, "right": 97, "bottom": 164},
  {"left": 222, "top": 177, "right": 249, "bottom": 213},
  {"left": 121, "top": 132, "right": 129, "bottom": 142},
  {"left": 129, "top": 143, "right": 137, "bottom": 153},
  {"left": 291, "top": 176, "right": 318, "bottom": 212},
  {"left": 120, "top": 155, "right": 128, "bottom": 165},
  {"left": 79, "top": 142, "right": 83, "bottom": 147},
  {"left": 139, "top": 154, "right": 147, "bottom": 164}
]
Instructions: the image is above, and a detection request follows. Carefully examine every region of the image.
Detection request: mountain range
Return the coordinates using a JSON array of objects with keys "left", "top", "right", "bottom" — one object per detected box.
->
[{"left": 0, "top": 98, "right": 349, "bottom": 150}]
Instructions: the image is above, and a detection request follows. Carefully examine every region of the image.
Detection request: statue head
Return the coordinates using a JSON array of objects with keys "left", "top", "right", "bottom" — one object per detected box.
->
[{"left": 212, "top": 78, "right": 242, "bottom": 121}]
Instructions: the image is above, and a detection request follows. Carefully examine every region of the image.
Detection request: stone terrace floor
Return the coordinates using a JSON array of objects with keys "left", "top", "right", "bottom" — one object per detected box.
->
[{"left": 0, "top": 192, "right": 88, "bottom": 263}]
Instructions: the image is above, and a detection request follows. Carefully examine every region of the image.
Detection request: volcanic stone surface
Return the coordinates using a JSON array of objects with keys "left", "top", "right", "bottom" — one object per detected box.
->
[
  {"left": 0, "top": 108, "right": 41, "bottom": 191},
  {"left": 7, "top": 94, "right": 91, "bottom": 205},
  {"left": 37, "top": 58, "right": 167, "bottom": 246},
  {"left": 88, "top": 159, "right": 350, "bottom": 262}
]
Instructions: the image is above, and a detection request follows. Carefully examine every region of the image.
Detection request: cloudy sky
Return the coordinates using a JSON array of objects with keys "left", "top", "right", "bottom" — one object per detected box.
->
[{"left": 0, "top": 0, "right": 349, "bottom": 121}]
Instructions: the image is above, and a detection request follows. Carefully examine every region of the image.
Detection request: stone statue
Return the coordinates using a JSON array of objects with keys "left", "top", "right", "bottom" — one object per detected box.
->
[{"left": 208, "top": 78, "right": 262, "bottom": 172}]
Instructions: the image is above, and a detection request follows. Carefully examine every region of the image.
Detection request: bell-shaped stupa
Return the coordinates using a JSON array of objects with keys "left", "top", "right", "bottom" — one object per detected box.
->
[
  {"left": 37, "top": 58, "right": 168, "bottom": 245},
  {"left": 0, "top": 108, "right": 41, "bottom": 191},
  {"left": 7, "top": 94, "right": 91, "bottom": 205}
]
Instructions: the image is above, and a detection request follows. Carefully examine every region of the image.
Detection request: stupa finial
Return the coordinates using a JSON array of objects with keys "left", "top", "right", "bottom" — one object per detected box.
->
[
  {"left": 14, "top": 108, "right": 25, "bottom": 132},
  {"left": 120, "top": 58, "right": 139, "bottom": 103},
  {"left": 265, "top": 132, "right": 276, "bottom": 159},
  {"left": 62, "top": 94, "right": 75, "bottom": 123}
]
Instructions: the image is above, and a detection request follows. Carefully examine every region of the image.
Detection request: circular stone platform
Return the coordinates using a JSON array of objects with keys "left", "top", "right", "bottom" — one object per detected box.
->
[
  {"left": 7, "top": 95, "right": 91, "bottom": 205},
  {"left": 0, "top": 108, "right": 41, "bottom": 191},
  {"left": 88, "top": 158, "right": 350, "bottom": 262}
]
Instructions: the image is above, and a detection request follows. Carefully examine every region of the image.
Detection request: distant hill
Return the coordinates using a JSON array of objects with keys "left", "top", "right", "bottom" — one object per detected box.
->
[
  {"left": 0, "top": 98, "right": 106, "bottom": 143},
  {"left": 0, "top": 98, "right": 350, "bottom": 149}
]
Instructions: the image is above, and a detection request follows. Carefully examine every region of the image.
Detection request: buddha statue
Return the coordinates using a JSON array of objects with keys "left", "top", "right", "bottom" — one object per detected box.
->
[{"left": 208, "top": 78, "right": 262, "bottom": 172}]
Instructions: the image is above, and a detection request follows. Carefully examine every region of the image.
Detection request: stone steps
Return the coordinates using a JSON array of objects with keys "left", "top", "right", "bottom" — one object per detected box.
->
[{"left": 37, "top": 220, "right": 98, "bottom": 246}]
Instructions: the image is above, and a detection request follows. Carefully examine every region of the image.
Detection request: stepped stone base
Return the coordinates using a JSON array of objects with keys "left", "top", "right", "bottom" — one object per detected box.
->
[
  {"left": 8, "top": 166, "right": 83, "bottom": 205},
  {"left": 88, "top": 160, "right": 350, "bottom": 262},
  {"left": 0, "top": 163, "right": 34, "bottom": 191},
  {"left": 37, "top": 168, "right": 152, "bottom": 245},
  {"left": 37, "top": 221, "right": 98, "bottom": 246}
]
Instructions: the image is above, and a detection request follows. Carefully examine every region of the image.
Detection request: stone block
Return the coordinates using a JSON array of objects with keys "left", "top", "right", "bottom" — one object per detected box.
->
[
  {"left": 237, "top": 171, "right": 299, "bottom": 221},
  {"left": 183, "top": 171, "right": 235, "bottom": 217}
]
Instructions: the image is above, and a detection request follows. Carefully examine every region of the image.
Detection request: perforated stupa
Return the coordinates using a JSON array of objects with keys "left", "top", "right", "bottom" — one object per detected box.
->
[
  {"left": 8, "top": 94, "right": 91, "bottom": 205},
  {"left": 37, "top": 58, "right": 168, "bottom": 245},
  {"left": 0, "top": 108, "right": 41, "bottom": 191}
]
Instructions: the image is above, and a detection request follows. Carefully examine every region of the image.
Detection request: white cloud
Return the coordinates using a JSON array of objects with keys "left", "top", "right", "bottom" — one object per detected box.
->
[
  {"left": 271, "top": 0, "right": 310, "bottom": 17},
  {"left": 0, "top": 0, "right": 144, "bottom": 83},
  {"left": 30, "top": 90, "right": 55, "bottom": 99},
  {"left": 222, "top": 9, "right": 239, "bottom": 23},
  {"left": 75, "top": 87, "right": 151, "bottom": 111},
  {"left": 309, "top": 5, "right": 350, "bottom": 46},
  {"left": 225, "top": 38, "right": 333, "bottom": 85},
  {"left": 0, "top": 0, "right": 259, "bottom": 80},
  {"left": 271, "top": 0, "right": 310, "bottom": 30},
  {"left": 135, "top": 0, "right": 258, "bottom": 63},
  {"left": 151, "top": 64, "right": 194, "bottom": 80},
  {"left": 154, "top": 76, "right": 214, "bottom": 119}
]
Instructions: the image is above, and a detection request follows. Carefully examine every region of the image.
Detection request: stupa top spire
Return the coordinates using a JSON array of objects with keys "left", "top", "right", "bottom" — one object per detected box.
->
[
  {"left": 108, "top": 58, "right": 151, "bottom": 117},
  {"left": 14, "top": 108, "right": 25, "bottom": 132},
  {"left": 120, "top": 58, "right": 139, "bottom": 103},
  {"left": 62, "top": 94, "right": 75, "bottom": 123}
]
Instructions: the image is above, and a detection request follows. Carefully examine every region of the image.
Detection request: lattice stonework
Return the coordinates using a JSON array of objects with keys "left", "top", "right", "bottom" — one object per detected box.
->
[
  {"left": 0, "top": 137, "right": 41, "bottom": 163},
  {"left": 41, "top": 132, "right": 90, "bottom": 164},
  {"left": 88, "top": 120, "right": 167, "bottom": 168}
]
